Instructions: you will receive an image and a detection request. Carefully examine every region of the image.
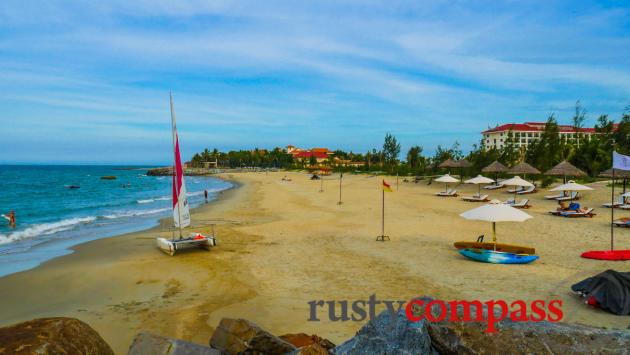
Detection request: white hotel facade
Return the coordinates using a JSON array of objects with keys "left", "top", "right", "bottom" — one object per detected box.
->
[{"left": 481, "top": 122, "right": 598, "bottom": 151}]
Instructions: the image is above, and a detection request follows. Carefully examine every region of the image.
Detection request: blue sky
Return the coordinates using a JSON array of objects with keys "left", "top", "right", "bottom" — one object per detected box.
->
[{"left": 1, "top": 1, "right": 629, "bottom": 164}]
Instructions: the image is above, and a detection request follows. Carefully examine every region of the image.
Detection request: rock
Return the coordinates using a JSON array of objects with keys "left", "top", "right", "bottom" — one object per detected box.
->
[
  {"left": 333, "top": 308, "right": 434, "bottom": 355},
  {"left": 287, "top": 342, "right": 329, "bottom": 355},
  {"left": 280, "top": 333, "right": 335, "bottom": 351},
  {"left": 128, "top": 332, "right": 220, "bottom": 355},
  {"left": 422, "top": 296, "right": 630, "bottom": 354},
  {"left": 100, "top": 175, "right": 117, "bottom": 180},
  {"left": 209, "top": 318, "right": 297, "bottom": 354},
  {"left": 0, "top": 317, "right": 114, "bottom": 355}
]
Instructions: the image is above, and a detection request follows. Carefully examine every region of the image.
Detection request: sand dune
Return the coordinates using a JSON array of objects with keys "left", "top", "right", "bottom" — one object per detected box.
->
[{"left": 0, "top": 171, "right": 628, "bottom": 353}]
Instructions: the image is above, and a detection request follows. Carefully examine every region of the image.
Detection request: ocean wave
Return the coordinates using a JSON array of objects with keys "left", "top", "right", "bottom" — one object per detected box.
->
[
  {"left": 101, "top": 207, "right": 170, "bottom": 220},
  {"left": 0, "top": 216, "right": 96, "bottom": 245},
  {"left": 137, "top": 196, "right": 170, "bottom": 204}
]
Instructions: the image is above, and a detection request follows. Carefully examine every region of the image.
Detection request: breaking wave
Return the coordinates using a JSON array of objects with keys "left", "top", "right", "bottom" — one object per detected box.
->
[{"left": 0, "top": 216, "right": 96, "bottom": 245}]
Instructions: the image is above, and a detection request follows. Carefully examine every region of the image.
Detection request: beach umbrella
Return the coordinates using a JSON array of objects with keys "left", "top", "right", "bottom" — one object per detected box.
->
[
  {"left": 508, "top": 162, "right": 540, "bottom": 175},
  {"left": 435, "top": 173, "right": 459, "bottom": 192},
  {"left": 502, "top": 175, "right": 534, "bottom": 201},
  {"left": 545, "top": 161, "right": 587, "bottom": 184},
  {"left": 600, "top": 168, "right": 630, "bottom": 194},
  {"left": 482, "top": 161, "right": 508, "bottom": 182},
  {"left": 465, "top": 174, "right": 495, "bottom": 197},
  {"left": 438, "top": 159, "right": 459, "bottom": 175},
  {"left": 550, "top": 180, "right": 593, "bottom": 204},
  {"left": 456, "top": 159, "right": 472, "bottom": 179},
  {"left": 460, "top": 200, "right": 533, "bottom": 244}
]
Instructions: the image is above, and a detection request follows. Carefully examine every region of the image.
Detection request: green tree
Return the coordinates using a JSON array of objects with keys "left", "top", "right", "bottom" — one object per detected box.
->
[
  {"left": 407, "top": 146, "right": 423, "bottom": 169},
  {"left": 383, "top": 133, "right": 401, "bottom": 171}
]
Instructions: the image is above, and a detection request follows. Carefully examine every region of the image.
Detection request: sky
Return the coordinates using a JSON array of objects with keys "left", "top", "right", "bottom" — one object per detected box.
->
[{"left": 1, "top": 1, "right": 629, "bottom": 164}]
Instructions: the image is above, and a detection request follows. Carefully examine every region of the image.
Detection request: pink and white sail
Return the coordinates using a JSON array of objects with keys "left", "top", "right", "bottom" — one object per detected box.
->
[{"left": 170, "top": 94, "right": 191, "bottom": 228}]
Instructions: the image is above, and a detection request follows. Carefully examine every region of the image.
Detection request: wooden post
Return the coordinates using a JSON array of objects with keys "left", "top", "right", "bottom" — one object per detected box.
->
[
  {"left": 319, "top": 176, "right": 324, "bottom": 192},
  {"left": 337, "top": 172, "right": 343, "bottom": 205}
]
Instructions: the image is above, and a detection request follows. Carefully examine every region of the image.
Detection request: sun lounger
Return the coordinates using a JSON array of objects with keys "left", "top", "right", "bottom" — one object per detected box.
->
[
  {"left": 613, "top": 218, "right": 630, "bottom": 227},
  {"left": 549, "top": 208, "right": 595, "bottom": 217},
  {"left": 562, "top": 208, "right": 595, "bottom": 218},
  {"left": 602, "top": 196, "right": 626, "bottom": 208},
  {"left": 462, "top": 194, "right": 489, "bottom": 202},
  {"left": 619, "top": 204, "right": 630, "bottom": 210},
  {"left": 484, "top": 183, "right": 505, "bottom": 190},
  {"left": 544, "top": 192, "right": 566, "bottom": 200},
  {"left": 507, "top": 186, "right": 524, "bottom": 193},
  {"left": 511, "top": 199, "right": 531, "bottom": 209},
  {"left": 516, "top": 186, "right": 536, "bottom": 195},
  {"left": 436, "top": 189, "right": 458, "bottom": 197},
  {"left": 556, "top": 192, "right": 579, "bottom": 202}
]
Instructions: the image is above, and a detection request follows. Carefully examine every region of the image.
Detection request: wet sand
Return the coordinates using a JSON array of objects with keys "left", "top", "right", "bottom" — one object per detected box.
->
[{"left": 1, "top": 171, "right": 629, "bottom": 353}]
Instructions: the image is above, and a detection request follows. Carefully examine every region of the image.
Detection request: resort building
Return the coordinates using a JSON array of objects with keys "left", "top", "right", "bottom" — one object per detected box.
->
[
  {"left": 481, "top": 122, "right": 599, "bottom": 151},
  {"left": 286, "top": 145, "right": 333, "bottom": 163}
]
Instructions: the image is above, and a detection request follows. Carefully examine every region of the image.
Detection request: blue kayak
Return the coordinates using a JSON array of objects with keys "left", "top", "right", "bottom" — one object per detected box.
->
[{"left": 459, "top": 248, "right": 539, "bottom": 264}]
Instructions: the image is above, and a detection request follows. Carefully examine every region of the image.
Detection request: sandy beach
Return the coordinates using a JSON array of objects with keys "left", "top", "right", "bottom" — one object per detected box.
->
[{"left": 1, "top": 171, "right": 629, "bottom": 353}]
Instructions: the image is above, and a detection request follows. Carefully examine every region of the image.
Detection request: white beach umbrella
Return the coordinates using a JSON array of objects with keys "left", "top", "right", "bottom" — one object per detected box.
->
[
  {"left": 501, "top": 175, "right": 534, "bottom": 201},
  {"left": 501, "top": 176, "right": 534, "bottom": 187},
  {"left": 550, "top": 180, "right": 593, "bottom": 204},
  {"left": 464, "top": 175, "right": 495, "bottom": 196},
  {"left": 460, "top": 200, "right": 533, "bottom": 244},
  {"left": 435, "top": 174, "right": 459, "bottom": 192},
  {"left": 549, "top": 180, "right": 594, "bottom": 192}
]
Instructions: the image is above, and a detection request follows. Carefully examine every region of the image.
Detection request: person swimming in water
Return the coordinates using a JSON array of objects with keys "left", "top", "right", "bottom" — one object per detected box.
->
[{"left": 2, "top": 210, "right": 16, "bottom": 228}]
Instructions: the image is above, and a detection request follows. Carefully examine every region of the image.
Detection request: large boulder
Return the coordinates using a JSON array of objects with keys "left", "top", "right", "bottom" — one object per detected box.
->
[
  {"left": 0, "top": 317, "right": 114, "bottom": 355},
  {"left": 280, "top": 333, "right": 335, "bottom": 351},
  {"left": 332, "top": 308, "right": 434, "bottom": 354},
  {"left": 128, "top": 332, "right": 220, "bottom": 355},
  {"left": 422, "top": 296, "right": 630, "bottom": 354},
  {"left": 209, "top": 318, "right": 297, "bottom": 354}
]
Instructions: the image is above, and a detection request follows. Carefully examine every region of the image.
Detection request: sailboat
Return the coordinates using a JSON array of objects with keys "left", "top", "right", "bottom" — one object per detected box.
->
[{"left": 156, "top": 93, "right": 217, "bottom": 256}]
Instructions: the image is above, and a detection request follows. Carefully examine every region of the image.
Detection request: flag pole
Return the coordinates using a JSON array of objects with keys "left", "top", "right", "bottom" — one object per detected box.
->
[
  {"left": 611, "top": 166, "right": 615, "bottom": 251},
  {"left": 376, "top": 180, "right": 390, "bottom": 241}
]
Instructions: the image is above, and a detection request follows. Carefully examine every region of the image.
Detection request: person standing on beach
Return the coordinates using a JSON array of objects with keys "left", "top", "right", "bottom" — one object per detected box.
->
[{"left": 204, "top": 189, "right": 208, "bottom": 203}]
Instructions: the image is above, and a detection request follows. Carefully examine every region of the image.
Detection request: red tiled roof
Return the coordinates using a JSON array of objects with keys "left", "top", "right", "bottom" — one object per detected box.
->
[
  {"left": 483, "top": 123, "right": 597, "bottom": 134},
  {"left": 294, "top": 151, "right": 328, "bottom": 159}
]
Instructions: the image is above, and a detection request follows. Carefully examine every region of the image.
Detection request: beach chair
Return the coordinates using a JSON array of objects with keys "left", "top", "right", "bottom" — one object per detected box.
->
[
  {"left": 516, "top": 186, "right": 536, "bottom": 195},
  {"left": 562, "top": 208, "right": 595, "bottom": 218},
  {"left": 461, "top": 194, "right": 489, "bottom": 202},
  {"left": 613, "top": 217, "right": 630, "bottom": 227},
  {"left": 544, "top": 192, "right": 566, "bottom": 200},
  {"left": 503, "top": 198, "right": 515, "bottom": 205},
  {"left": 484, "top": 183, "right": 505, "bottom": 190},
  {"left": 602, "top": 195, "right": 626, "bottom": 208},
  {"left": 511, "top": 199, "right": 531, "bottom": 209},
  {"left": 436, "top": 189, "right": 458, "bottom": 197},
  {"left": 507, "top": 186, "right": 524, "bottom": 193},
  {"left": 556, "top": 192, "right": 579, "bottom": 202}
]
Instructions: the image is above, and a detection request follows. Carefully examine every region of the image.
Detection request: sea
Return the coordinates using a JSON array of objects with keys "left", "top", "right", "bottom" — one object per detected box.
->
[{"left": 0, "top": 165, "right": 233, "bottom": 277}]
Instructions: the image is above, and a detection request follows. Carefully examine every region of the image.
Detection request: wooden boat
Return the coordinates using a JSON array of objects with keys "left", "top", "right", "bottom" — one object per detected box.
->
[
  {"left": 459, "top": 248, "right": 539, "bottom": 264},
  {"left": 581, "top": 250, "right": 630, "bottom": 261},
  {"left": 157, "top": 93, "right": 217, "bottom": 256},
  {"left": 454, "top": 241, "right": 535, "bottom": 255}
]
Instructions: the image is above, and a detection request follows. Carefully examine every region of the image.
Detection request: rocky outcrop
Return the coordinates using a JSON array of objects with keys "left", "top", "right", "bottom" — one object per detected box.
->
[
  {"left": 332, "top": 307, "right": 434, "bottom": 354},
  {"left": 128, "top": 332, "right": 219, "bottom": 355},
  {"left": 279, "top": 333, "right": 335, "bottom": 351},
  {"left": 209, "top": 318, "right": 297, "bottom": 354},
  {"left": 421, "top": 296, "right": 630, "bottom": 354},
  {"left": 0, "top": 317, "right": 114, "bottom": 355}
]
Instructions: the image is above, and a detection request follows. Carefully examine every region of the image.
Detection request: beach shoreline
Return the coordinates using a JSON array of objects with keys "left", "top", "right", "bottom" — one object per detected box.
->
[{"left": 1, "top": 171, "right": 629, "bottom": 354}]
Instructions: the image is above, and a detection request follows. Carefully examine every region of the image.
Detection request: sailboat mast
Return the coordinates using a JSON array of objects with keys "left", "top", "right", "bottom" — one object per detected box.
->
[{"left": 170, "top": 92, "right": 183, "bottom": 239}]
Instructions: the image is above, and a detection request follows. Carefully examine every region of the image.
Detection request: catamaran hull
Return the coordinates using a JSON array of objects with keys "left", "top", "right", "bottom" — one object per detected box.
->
[{"left": 157, "top": 236, "right": 217, "bottom": 256}]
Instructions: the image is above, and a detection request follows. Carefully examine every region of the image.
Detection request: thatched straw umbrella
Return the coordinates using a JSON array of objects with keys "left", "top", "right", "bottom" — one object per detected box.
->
[
  {"left": 600, "top": 168, "right": 630, "bottom": 194},
  {"left": 438, "top": 158, "right": 459, "bottom": 176},
  {"left": 508, "top": 162, "right": 540, "bottom": 182},
  {"left": 455, "top": 159, "right": 472, "bottom": 179},
  {"left": 482, "top": 160, "right": 508, "bottom": 182},
  {"left": 544, "top": 161, "right": 587, "bottom": 184}
]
